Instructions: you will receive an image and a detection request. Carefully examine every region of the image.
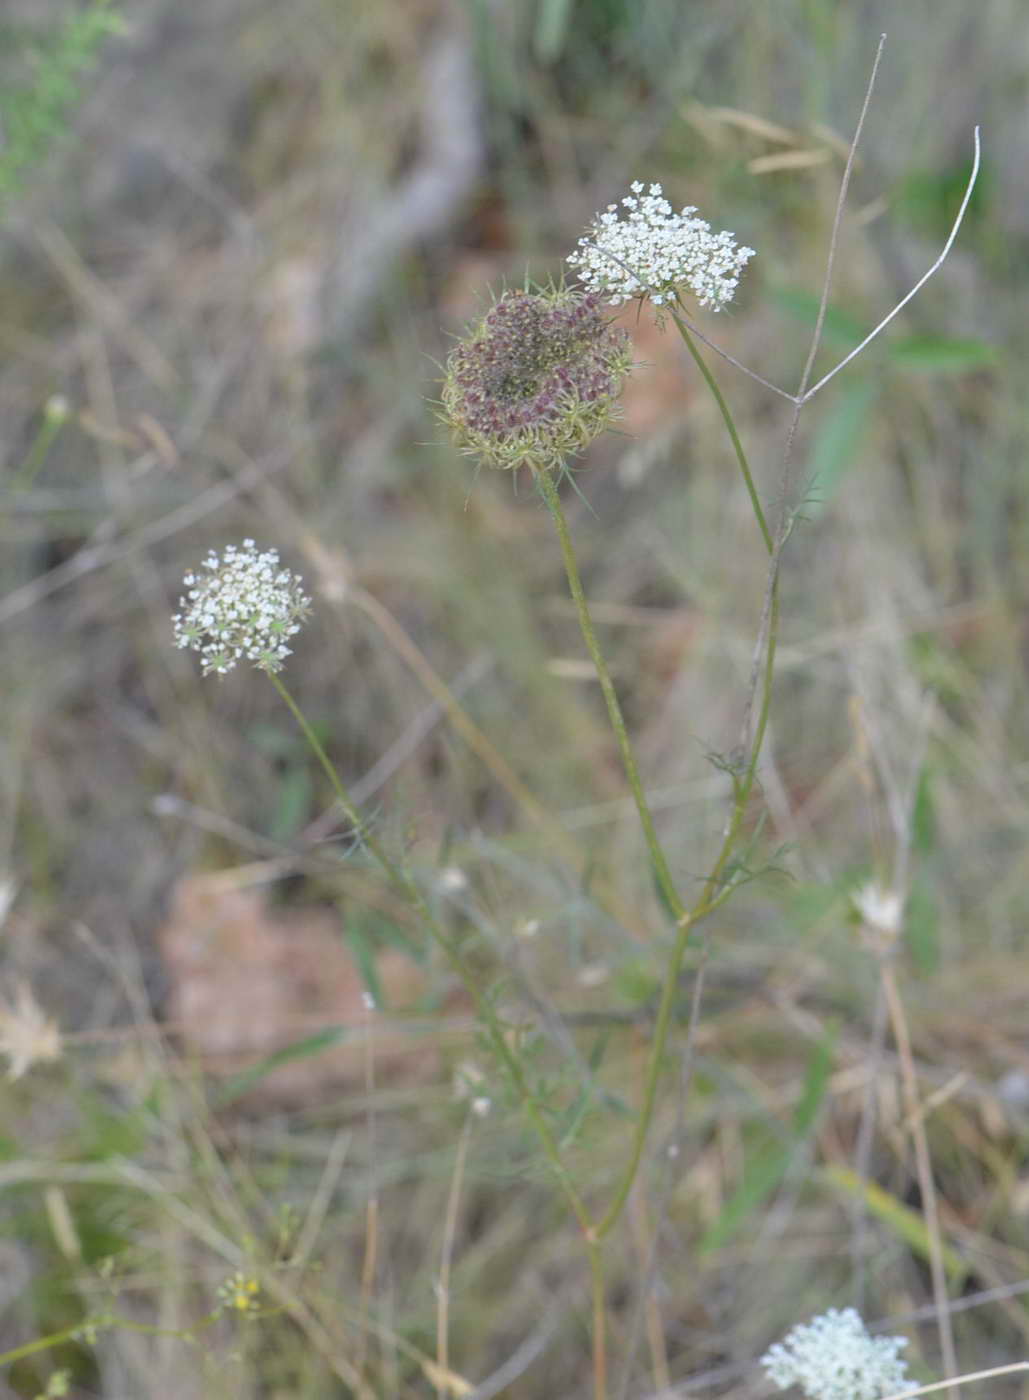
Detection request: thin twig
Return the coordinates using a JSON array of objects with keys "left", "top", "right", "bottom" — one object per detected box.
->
[
  {"left": 355, "top": 994, "right": 380, "bottom": 1383},
  {"left": 802, "top": 126, "right": 982, "bottom": 403},
  {"left": 663, "top": 306, "right": 797, "bottom": 401},
  {"left": 879, "top": 957, "right": 960, "bottom": 1393},
  {"left": 738, "top": 34, "right": 886, "bottom": 756},
  {"left": 798, "top": 34, "right": 886, "bottom": 400},
  {"left": 851, "top": 981, "right": 889, "bottom": 1313},
  {"left": 290, "top": 1129, "right": 351, "bottom": 1272},
  {"left": 878, "top": 1361, "right": 1029, "bottom": 1400},
  {"left": 616, "top": 940, "right": 710, "bottom": 1400},
  {"left": 437, "top": 1112, "right": 473, "bottom": 1396}
]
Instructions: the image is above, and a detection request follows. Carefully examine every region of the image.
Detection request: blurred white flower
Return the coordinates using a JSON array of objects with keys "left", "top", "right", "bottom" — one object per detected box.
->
[
  {"left": 438, "top": 866, "right": 469, "bottom": 895},
  {"left": 44, "top": 394, "right": 70, "bottom": 424},
  {"left": 0, "top": 981, "right": 62, "bottom": 1081},
  {"left": 852, "top": 883, "right": 904, "bottom": 939},
  {"left": 172, "top": 539, "right": 311, "bottom": 677},
  {"left": 762, "top": 1308, "right": 910, "bottom": 1400},
  {"left": 453, "top": 1059, "right": 491, "bottom": 1116},
  {"left": 567, "top": 181, "right": 755, "bottom": 311}
]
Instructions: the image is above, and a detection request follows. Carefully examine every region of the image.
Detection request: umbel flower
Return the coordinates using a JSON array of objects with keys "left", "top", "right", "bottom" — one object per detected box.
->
[
  {"left": 762, "top": 1309, "right": 911, "bottom": 1400},
  {"left": 440, "top": 286, "right": 632, "bottom": 471},
  {"left": 567, "top": 181, "right": 755, "bottom": 312},
  {"left": 172, "top": 539, "right": 311, "bottom": 676}
]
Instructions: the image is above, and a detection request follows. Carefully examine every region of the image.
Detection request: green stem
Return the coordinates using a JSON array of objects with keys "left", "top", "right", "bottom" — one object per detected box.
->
[
  {"left": 267, "top": 673, "right": 592, "bottom": 1235},
  {"left": 697, "top": 578, "right": 780, "bottom": 905},
  {"left": 589, "top": 1238, "right": 607, "bottom": 1400},
  {"left": 541, "top": 326, "right": 780, "bottom": 1241},
  {"left": 535, "top": 467, "right": 702, "bottom": 1242},
  {"left": 534, "top": 468, "right": 685, "bottom": 924},
  {"left": 5, "top": 399, "right": 69, "bottom": 497},
  {"left": 594, "top": 576, "right": 781, "bottom": 1244},
  {"left": 593, "top": 911, "right": 693, "bottom": 1239},
  {"left": 668, "top": 310, "right": 773, "bottom": 556},
  {"left": 0, "top": 1309, "right": 223, "bottom": 1369}
]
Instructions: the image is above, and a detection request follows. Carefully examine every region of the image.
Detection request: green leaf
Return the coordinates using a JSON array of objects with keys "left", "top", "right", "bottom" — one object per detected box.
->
[
  {"left": 905, "top": 878, "right": 939, "bottom": 977},
  {"left": 612, "top": 955, "right": 660, "bottom": 1007},
  {"left": 700, "top": 1135, "right": 788, "bottom": 1253},
  {"left": 533, "top": 0, "right": 575, "bottom": 62},
  {"left": 826, "top": 1166, "right": 969, "bottom": 1282},
  {"left": 805, "top": 379, "right": 876, "bottom": 515},
  {"left": 701, "top": 1031, "right": 835, "bottom": 1252},
  {"left": 888, "top": 336, "right": 999, "bottom": 372},
  {"left": 77, "top": 1097, "right": 146, "bottom": 1160},
  {"left": 269, "top": 766, "right": 312, "bottom": 842},
  {"left": 214, "top": 1028, "right": 347, "bottom": 1106},
  {"left": 792, "top": 1024, "right": 836, "bottom": 1135},
  {"left": 911, "top": 765, "right": 936, "bottom": 856}
]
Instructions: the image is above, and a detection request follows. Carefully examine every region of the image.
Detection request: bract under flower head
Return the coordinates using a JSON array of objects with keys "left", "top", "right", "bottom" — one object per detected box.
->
[
  {"left": 762, "top": 1308, "right": 910, "bottom": 1400},
  {"left": 440, "top": 287, "right": 632, "bottom": 471},
  {"left": 172, "top": 539, "right": 311, "bottom": 677},
  {"left": 567, "top": 181, "right": 755, "bottom": 313}
]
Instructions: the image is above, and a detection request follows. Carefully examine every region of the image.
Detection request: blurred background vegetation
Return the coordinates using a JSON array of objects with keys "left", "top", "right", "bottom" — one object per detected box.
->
[{"left": 0, "top": 1, "right": 1027, "bottom": 1396}]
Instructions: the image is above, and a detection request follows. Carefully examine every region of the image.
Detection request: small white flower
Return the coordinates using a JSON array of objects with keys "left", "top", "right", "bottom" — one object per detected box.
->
[
  {"left": 567, "top": 181, "right": 755, "bottom": 312},
  {"left": 762, "top": 1308, "right": 910, "bottom": 1400},
  {"left": 438, "top": 866, "right": 469, "bottom": 895},
  {"left": 852, "top": 883, "right": 904, "bottom": 939},
  {"left": 171, "top": 540, "right": 311, "bottom": 677},
  {"left": 454, "top": 1059, "right": 490, "bottom": 1116}
]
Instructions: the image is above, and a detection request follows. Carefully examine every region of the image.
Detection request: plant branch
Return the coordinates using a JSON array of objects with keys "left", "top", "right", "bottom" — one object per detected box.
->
[
  {"left": 802, "top": 125, "right": 981, "bottom": 403},
  {"left": 267, "top": 672, "right": 592, "bottom": 1236}
]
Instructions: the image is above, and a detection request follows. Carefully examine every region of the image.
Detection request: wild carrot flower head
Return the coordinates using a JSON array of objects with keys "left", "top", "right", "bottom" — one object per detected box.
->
[
  {"left": 440, "top": 286, "right": 632, "bottom": 471},
  {"left": 172, "top": 539, "right": 311, "bottom": 677},
  {"left": 762, "top": 1308, "right": 910, "bottom": 1400},
  {"left": 567, "top": 182, "right": 755, "bottom": 312}
]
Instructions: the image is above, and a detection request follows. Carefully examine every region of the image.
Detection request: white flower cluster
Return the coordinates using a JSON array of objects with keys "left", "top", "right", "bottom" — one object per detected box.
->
[
  {"left": 567, "top": 181, "right": 755, "bottom": 310},
  {"left": 762, "top": 1309, "right": 911, "bottom": 1400},
  {"left": 172, "top": 539, "right": 311, "bottom": 676}
]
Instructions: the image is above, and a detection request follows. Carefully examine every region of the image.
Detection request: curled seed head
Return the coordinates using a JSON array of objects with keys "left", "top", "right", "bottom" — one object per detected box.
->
[{"left": 440, "top": 286, "right": 633, "bottom": 472}]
